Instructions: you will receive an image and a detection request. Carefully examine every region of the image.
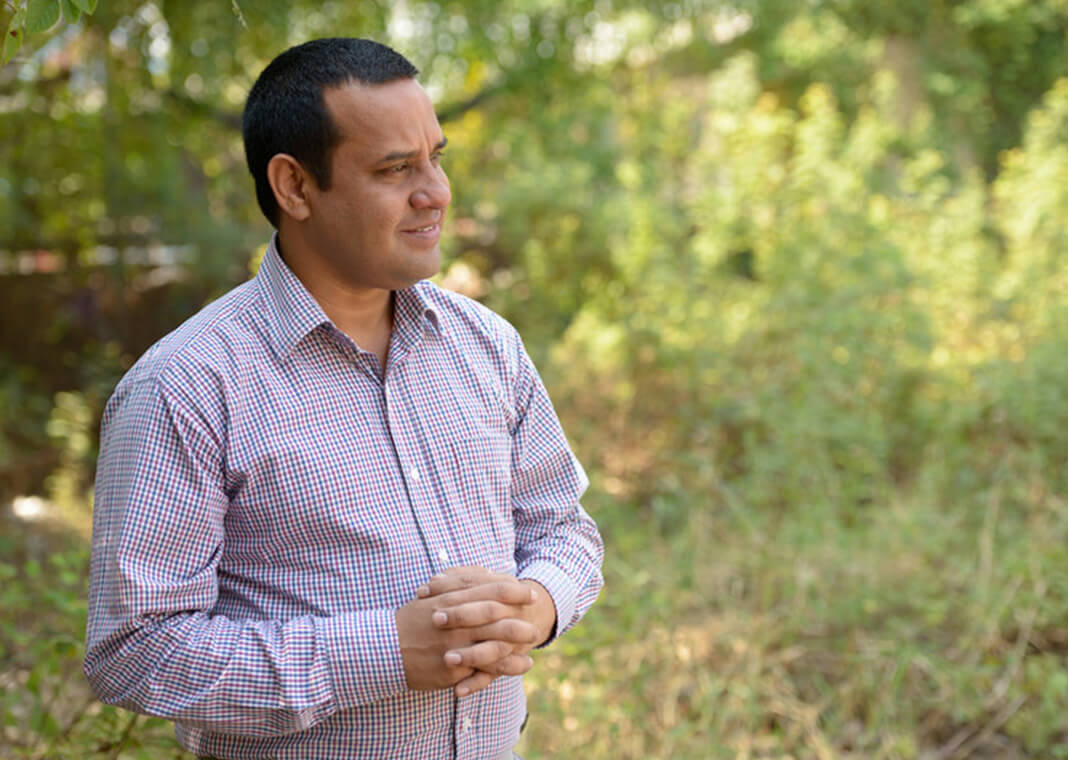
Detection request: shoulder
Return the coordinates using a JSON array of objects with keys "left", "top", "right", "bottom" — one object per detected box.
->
[
  {"left": 111, "top": 279, "right": 263, "bottom": 412},
  {"left": 415, "top": 280, "right": 521, "bottom": 359},
  {"left": 411, "top": 281, "right": 534, "bottom": 424}
]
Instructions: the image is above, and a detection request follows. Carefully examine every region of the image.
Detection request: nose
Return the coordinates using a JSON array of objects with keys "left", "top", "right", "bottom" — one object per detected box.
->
[{"left": 411, "top": 164, "right": 451, "bottom": 210}]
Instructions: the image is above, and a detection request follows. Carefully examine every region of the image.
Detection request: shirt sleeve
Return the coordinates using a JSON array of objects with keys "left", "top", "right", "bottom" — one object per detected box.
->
[
  {"left": 508, "top": 336, "right": 605, "bottom": 642},
  {"left": 83, "top": 376, "right": 408, "bottom": 738}
]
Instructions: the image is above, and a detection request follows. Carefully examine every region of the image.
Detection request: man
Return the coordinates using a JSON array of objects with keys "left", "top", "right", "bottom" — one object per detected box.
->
[{"left": 84, "top": 38, "right": 604, "bottom": 760}]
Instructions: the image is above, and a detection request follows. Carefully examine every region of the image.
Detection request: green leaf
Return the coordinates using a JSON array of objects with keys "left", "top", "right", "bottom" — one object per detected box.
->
[
  {"left": 71, "top": 0, "right": 98, "bottom": 14},
  {"left": 33, "top": 707, "right": 60, "bottom": 738},
  {"left": 26, "top": 667, "right": 41, "bottom": 697},
  {"left": 2, "top": 14, "right": 25, "bottom": 66},
  {"left": 60, "top": 0, "right": 83, "bottom": 23},
  {"left": 24, "top": 558, "right": 41, "bottom": 578},
  {"left": 26, "top": 0, "right": 61, "bottom": 35}
]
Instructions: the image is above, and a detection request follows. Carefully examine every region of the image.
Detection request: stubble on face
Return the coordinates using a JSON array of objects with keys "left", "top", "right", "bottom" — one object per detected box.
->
[{"left": 301, "top": 79, "right": 451, "bottom": 296}]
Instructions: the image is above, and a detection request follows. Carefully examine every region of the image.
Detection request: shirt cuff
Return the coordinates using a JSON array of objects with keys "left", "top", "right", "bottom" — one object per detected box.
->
[
  {"left": 518, "top": 560, "right": 580, "bottom": 646},
  {"left": 317, "top": 609, "right": 408, "bottom": 709}
]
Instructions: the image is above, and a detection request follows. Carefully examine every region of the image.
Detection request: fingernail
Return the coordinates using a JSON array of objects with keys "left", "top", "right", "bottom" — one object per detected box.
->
[
  {"left": 457, "top": 686, "right": 470, "bottom": 697},
  {"left": 433, "top": 611, "right": 447, "bottom": 626},
  {"left": 416, "top": 585, "right": 429, "bottom": 598},
  {"left": 526, "top": 656, "right": 534, "bottom": 667},
  {"left": 431, "top": 574, "right": 444, "bottom": 581},
  {"left": 444, "top": 651, "right": 461, "bottom": 665},
  {"left": 529, "top": 588, "right": 537, "bottom": 601}
]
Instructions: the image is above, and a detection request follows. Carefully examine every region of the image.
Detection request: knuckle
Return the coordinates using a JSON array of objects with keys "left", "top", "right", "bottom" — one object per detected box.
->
[
  {"left": 467, "top": 644, "right": 488, "bottom": 665},
  {"left": 479, "top": 660, "right": 498, "bottom": 675},
  {"left": 447, "top": 666, "right": 472, "bottom": 683}
]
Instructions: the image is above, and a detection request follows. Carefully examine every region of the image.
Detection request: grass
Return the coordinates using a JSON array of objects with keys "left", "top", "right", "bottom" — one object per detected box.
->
[
  {"left": 2, "top": 472, "right": 1066, "bottom": 759},
  {"left": 519, "top": 480, "right": 1068, "bottom": 759}
]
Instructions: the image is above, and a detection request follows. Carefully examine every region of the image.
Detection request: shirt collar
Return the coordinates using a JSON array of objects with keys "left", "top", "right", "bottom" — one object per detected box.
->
[
  {"left": 256, "top": 235, "right": 441, "bottom": 359},
  {"left": 396, "top": 280, "right": 442, "bottom": 340}
]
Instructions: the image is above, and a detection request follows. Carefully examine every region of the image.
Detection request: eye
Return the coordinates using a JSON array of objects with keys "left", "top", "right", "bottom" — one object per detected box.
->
[
  {"left": 389, "top": 163, "right": 410, "bottom": 174},
  {"left": 431, "top": 150, "right": 446, "bottom": 164}
]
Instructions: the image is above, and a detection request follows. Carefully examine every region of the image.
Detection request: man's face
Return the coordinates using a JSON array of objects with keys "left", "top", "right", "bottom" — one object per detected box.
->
[{"left": 302, "top": 78, "right": 451, "bottom": 292}]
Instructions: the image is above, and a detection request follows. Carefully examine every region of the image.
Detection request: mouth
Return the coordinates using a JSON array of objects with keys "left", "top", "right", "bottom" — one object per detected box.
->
[{"left": 400, "top": 218, "right": 443, "bottom": 243}]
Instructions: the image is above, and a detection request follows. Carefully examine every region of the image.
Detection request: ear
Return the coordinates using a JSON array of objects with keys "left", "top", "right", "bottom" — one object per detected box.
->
[{"left": 267, "top": 154, "right": 313, "bottom": 222}]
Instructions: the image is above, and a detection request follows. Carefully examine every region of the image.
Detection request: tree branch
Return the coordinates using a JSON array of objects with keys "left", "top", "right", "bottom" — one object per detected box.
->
[
  {"left": 436, "top": 81, "right": 508, "bottom": 124},
  {"left": 162, "top": 87, "right": 242, "bottom": 131}
]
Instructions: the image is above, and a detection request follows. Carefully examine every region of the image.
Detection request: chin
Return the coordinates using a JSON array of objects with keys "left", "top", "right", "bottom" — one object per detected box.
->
[{"left": 407, "top": 251, "right": 441, "bottom": 283}]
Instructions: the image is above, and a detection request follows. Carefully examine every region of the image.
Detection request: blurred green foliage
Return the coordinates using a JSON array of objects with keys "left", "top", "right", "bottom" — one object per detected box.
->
[{"left": 1, "top": 1, "right": 1066, "bottom": 757}]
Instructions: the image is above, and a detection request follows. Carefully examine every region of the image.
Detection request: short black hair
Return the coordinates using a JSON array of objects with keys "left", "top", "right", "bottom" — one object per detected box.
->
[{"left": 242, "top": 38, "right": 419, "bottom": 226}]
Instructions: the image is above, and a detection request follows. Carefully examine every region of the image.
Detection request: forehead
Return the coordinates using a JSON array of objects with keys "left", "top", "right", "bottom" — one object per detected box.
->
[{"left": 322, "top": 78, "right": 442, "bottom": 156}]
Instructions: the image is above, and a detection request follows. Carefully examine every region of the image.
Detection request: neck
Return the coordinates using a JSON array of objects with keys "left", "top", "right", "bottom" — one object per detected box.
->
[{"left": 276, "top": 232, "right": 395, "bottom": 366}]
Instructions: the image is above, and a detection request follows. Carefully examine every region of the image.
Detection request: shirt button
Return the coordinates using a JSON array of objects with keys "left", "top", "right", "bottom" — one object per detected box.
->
[
  {"left": 462, "top": 716, "right": 473, "bottom": 732},
  {"left": 438, "top": 548, "right": 449, "bottom": 563},
  {"left": 409, "top": 466, "right": 420, "bottom": 482}
]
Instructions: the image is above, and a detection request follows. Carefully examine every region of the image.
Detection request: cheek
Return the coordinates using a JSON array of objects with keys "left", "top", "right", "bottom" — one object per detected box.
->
[
  {"left": 381, "top": 193, "right": 414, "bottom": 226},
  {"left": 328, "top": 182, "right": 411, "bottom": 238}
]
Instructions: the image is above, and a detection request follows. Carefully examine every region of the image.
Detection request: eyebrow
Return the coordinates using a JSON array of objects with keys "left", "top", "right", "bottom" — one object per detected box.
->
[{"left": 378, "top": 136, "right": 448, "bottom": 164}]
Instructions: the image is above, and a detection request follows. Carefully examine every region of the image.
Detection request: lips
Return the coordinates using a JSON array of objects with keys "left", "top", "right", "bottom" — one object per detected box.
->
[
  {"left": 401, "top": 214, "right": 443, "bottom": 234},
  {"left": 400, "top": 219, "right": 443, "bottom": 247}
]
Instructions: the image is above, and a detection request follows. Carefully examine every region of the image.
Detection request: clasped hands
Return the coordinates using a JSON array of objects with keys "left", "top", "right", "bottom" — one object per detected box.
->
[{"left": 395, "top": 567, "right": 555, "bottom": 698}]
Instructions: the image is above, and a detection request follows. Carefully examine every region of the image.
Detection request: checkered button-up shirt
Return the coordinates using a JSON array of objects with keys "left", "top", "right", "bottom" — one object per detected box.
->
[{"left": 84, "top": 238, "right": 604, "bottom": 759}]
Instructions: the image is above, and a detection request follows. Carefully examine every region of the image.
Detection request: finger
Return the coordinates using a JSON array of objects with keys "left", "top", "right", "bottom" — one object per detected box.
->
[
  {"left": 466, "top": 618, "right": 540, "bottom": 647},
  {"left": 416, "top": 567, "right": 511, "bottom": 598},
  {"left": 416, "top": 576, "right": 461, "bottom": 598},
  {"left": 438, "top": 616, "right": 539, "bottom": 647},
  {"left": 429, "top": 582, "right": 537, "bottom": 617},
  {"left": 453, "top": 654, "right": 534, "bottom": 698},
  {"left": 490, "top": 653, "right": 536, "bottom": 677},
  {"left": 449, "top": 647, "right": 535, "bottom": 679},
  {"left": 444, "top": 639, "right": 528, "bottom": 671},
  {"left": 431, "top": 600, "right": 520, "bottom": 629},
  {"left": 454, "top": 669, "right": 495, "bottom": 698}
]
